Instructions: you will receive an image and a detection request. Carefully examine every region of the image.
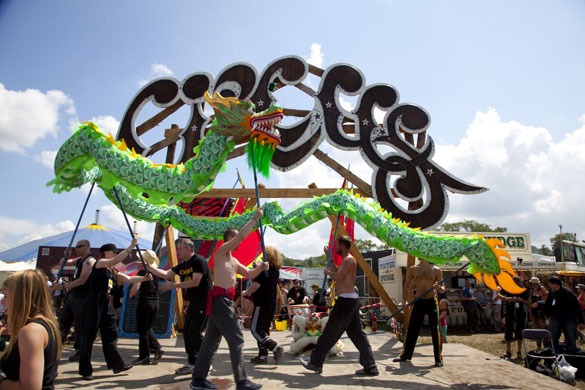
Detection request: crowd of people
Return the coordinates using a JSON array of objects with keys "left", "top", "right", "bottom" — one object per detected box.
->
[{"left": 458, "top": 275, "right": 585, "bottom": 359}]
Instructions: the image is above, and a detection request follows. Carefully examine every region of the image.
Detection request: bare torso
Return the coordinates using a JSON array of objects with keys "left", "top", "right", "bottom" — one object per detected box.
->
[
  {"left": 406, "top": 261, "right": 442, "bottom": 301},
  {"left": 213, "top": 252, "right": 238, "bottom": 289},
  {"left": 335, "top": 255, "right": 357, "bottom": 295}
]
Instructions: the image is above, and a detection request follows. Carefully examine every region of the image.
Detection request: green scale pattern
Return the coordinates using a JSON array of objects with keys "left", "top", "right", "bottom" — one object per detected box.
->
[{"left": 107, "top": 185, "right": 500, "bottom": 276}]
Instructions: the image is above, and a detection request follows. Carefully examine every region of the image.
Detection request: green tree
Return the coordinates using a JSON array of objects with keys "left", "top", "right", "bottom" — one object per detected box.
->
[
  {"left": 537, "top": 244, "right": 553, "bottom": 256},
  {"left": 281, "top": 253, "right": 299, "bottom": 266},
  {"left": 550, "top": 233, "right": 577, "bottom": 251},
  {"left": 353, "top": 238, "right": 382, "bottom": 252},
  {"left": 437, "top": 219, "right": 507, "bottom": 233}
]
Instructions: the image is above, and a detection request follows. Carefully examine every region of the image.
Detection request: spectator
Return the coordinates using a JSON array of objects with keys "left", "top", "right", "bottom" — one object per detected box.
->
[
  {"left": 476, "top": 285, "right": 491, "bottom": 330},
  {"left": 50, "top": 274, "right": 65, "bottom": 315},
  {"left": 498, "top": 277, "right": 529, "bottom": 360},
  {"left": 310, "top": 283, "right": 327, "bottom": 313},
  {"left": 460, "top": 280, "right": 478, "bottom": 332},
  {"left": 491, "top": 288, "right": 503, "bottom": 332},
  {"left": 287, "top": 280, "right": 309, "bottom": 305},
  {"left": 528, "top": 277, "right": 547, "bottom": 326},
  {"left": 439, "top": 299, "right": 449, "bottom": 344},
  {"left": 0, "top": 270, "right": 60, "bottom": 389},
  {"left": 541, "top": 276, "right": 585, "bottom": 353},
  {"left": 276, "top": 281, "right": 289, "bottom": 321},
  {"left": 577, "top": 284, "right": 585, "bottom": 311},
  {"left": 576, "top": 284, "right": 585, "bottom": 344}
]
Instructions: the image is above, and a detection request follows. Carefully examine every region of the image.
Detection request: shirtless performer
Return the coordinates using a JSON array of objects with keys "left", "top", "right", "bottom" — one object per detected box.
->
[
  {"left": 393, "top": 259, "right": 445, "bottom": 367},
  {"left": 301, "top": 235, "right": 378, "bottom": 376},
  {"left": 190, "top": 209, "right": 268, "bottom": 390}
]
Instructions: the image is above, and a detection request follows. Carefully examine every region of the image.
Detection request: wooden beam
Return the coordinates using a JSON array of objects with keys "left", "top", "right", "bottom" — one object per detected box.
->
[
  {"left": 308, "top": 64, "right": 324, "bottom": 77},
  {"left": 136, "top": 100, "right": 184, "bottom": 136},
  {"left": 164, "top": 226, "right": 184, "bottom": 330},
  {"left": 226, "top": 145, "right": 247, "bottom": 161},
  {"left": 312, "top": 149, "right": 373, "bottom": 197},
  {"left": 193, "top": 187, "right": 369, "bottom": 199},
  {"left": 283, "top": 108, "right": 311, "bottom": 117},
  {"left": 145, "top": 134, "right": 181, "bottom": 157},
  {"left": 294, "top": 83, "right": 316, "bottom": 96},
  {"left": 244, "top": 183, "right": 264, "bottom": 211},
  {"left": 308, "top": 183, "right": 402, "bottom": 322}
]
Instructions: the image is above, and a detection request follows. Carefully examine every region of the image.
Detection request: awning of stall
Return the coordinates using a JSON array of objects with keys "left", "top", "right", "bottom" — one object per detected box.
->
[{"left": 555, "top": 261, "right": 585, "bottom": 276}]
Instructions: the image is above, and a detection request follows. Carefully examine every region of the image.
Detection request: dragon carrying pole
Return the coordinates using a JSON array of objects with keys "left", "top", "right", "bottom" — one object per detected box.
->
[
  {"left": 57, "top": 181, "right": 95, "bottom": 278},
  {"left": 112, "top": 186, "right": 150, "bottom": 274},
  {"left": 249, "top": 146, "right": 267, "bottom": 259}
]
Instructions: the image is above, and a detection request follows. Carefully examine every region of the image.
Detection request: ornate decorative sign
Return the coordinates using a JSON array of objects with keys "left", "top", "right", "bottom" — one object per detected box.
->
[{"left": 116, "top": 55, "right": 486, "bottom": 229}]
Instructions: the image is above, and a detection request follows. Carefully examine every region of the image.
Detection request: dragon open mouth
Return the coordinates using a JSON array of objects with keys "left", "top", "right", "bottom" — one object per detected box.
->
[{"left": 250, "top": 112, "right": 284, "bottom": 144}]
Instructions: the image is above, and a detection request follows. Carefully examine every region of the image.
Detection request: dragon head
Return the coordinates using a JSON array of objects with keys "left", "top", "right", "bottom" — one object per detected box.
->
[{"left": 204, "top": 91, "right": 283, "bottom": 177}]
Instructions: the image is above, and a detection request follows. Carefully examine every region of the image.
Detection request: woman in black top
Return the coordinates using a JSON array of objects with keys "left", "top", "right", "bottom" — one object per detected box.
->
[
  {"left": 130, "top": 250, "right": 164, "bottom": 364},
  {"left": 0, "top": 269, "right": 60, "bottom": 390}
]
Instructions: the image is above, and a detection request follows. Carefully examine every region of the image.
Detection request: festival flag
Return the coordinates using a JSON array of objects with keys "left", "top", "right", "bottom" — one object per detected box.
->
[{"left": 327, "top": 179, "right": 355, "bottom": 266}]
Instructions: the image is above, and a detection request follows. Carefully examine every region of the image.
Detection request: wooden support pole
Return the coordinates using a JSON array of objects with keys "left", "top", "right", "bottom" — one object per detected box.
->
[
  {"left": 402, "top": 130, "right": 427, "bottom": 332},
  {"left": 312, "top": 149, "right": 373, "bottom": 197},
  {"left": 152, "top": 125, "right": 181, "bottom": 252},
  {"left": 244, "top": 183, "right": 264, "bottom": 211},
  {"left": 136, "top": 100, "right": 184, "bottom": 136},
  {"left": 308, "top": 184, "right": 402, "bottom": 322},
  {"left": 165, "top": 226, "right": 184, "bottom": 329}
]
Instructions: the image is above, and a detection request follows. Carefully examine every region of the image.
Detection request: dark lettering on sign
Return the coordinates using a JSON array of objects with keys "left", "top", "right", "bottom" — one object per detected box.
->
[
  {"left": 117, "top": 56, "right": 486, "bottom": 229},
  {"left": 484, "top": 235, "right": 526, "bottom": 250}
]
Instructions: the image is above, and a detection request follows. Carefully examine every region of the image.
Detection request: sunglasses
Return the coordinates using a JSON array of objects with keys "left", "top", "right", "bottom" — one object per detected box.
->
[{"left": 75, "top": 244, "right": 89, "bottom": 248}]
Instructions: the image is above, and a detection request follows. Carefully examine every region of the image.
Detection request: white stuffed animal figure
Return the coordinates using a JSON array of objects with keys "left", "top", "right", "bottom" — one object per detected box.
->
[{"left": 290, "top": 312, "right": 343, "bottom": 355}]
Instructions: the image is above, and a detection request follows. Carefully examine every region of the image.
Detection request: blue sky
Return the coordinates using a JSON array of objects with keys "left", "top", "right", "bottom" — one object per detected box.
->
[{"left": 1, "top": 0, "right": 584, "bottom": 257}]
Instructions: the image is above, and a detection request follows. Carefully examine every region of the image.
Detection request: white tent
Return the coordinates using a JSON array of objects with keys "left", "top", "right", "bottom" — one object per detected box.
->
[{"left": 0, "top": 259, "right": 37, "bottom": 285}]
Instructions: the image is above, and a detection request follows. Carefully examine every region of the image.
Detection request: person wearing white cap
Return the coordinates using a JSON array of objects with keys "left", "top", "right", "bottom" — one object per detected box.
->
[{"left": 130, "top": 249, "right": 164, "bottom": 365}]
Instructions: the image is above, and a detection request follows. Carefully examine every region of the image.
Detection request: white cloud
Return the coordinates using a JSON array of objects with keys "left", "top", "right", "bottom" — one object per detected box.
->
[
  {"left": 0, "top": 83, "right": 75, "bottom": 152},
  {"left": 138, "top": 63, "right": 174, "bottom": 86},
  {"left": 89, "top": 115, "right": 120, "bottom": 135},
  {"left": 306, "top": 43, "right": 324, "bottom": 68},
  {"left": 0, "top": 216, "right": 74, "bottom": 252},
  {"left": 434, "top": 108, "right": 585, "bottom": 248},
  {"left": 34, "top": 150, "right": 57, "bottom": 169},
  {"left": 151, "top": 63, "right": 173, "bottom": 77},
  {"left": 99, "top": 204, "right": 156, "bottom": 240}
]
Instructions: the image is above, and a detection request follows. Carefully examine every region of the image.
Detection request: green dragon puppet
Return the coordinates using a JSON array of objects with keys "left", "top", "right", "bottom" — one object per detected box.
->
[{"left": 48, "top": 91, "right": 522, "bottom": 294}]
